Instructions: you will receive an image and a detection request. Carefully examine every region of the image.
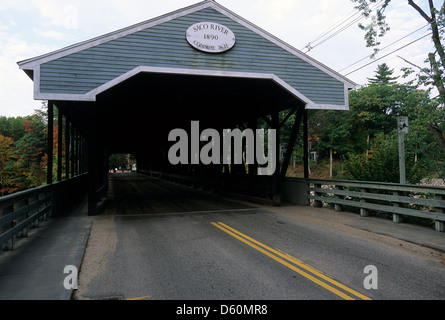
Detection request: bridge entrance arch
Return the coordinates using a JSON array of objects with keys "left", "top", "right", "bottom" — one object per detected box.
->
[{"left": 18, "top": 0, "right": 355, "bottom": 215}]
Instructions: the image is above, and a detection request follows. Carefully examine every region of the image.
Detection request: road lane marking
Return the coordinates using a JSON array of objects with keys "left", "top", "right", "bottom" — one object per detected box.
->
[
  {"left": 126, "top": 295, "right": 152, "bottom": 300},
  {"left": 212, "top": 222, "right": 371, "bottom": 300},
  {"left": 217, "top": 222, "right": 371, "bottom": 300}
]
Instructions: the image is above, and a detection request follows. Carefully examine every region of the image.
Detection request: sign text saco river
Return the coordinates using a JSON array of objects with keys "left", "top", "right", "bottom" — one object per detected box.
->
[{"left": 186, "top": 22, "right": 236, "bottom": 53}]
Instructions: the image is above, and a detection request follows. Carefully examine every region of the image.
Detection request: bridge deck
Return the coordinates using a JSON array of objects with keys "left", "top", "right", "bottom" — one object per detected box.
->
[{"left": 100, "top": 173, "right": 255, "bottom": 215}]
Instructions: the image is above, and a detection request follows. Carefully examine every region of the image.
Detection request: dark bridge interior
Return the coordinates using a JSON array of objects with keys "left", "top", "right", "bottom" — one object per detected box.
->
[{"left": 51, "top": 72, "right": 309, "bottom": 215}]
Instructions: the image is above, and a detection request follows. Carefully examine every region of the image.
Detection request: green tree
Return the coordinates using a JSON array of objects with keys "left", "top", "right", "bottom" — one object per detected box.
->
[
  {"left": 0, "top": 134, "right": 19, "bottom": 195},
  {"left": 12, "top": 112, "right": 47, "bottom": 189},
  {"left": 351, "top": 0, "right": 444, "bottom": 98},
  {"left": 307, "top": 62, "right": 440, "bottom": 182},
  {"left": 0, "top": 116, "right": 31, "bottom": 141},
  {"left": 367, "top": 63, "right": 399, "bottom": 85},
  {"left": 352, "top": 0, "right": 445, "bottom": 152},
  {"left": 109, "top": 154, "right": 130, "bottom": 171},
  {"left": 344, "top": 133, "right": 426, "bottom": 183}
]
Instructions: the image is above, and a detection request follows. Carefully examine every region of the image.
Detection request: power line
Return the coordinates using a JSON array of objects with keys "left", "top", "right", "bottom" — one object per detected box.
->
[
  {"left": 302, "top": 10, "right": 363, "bottom": 53},
  {"left": 302, "top": 8, "right": 360, "bottom": 50},
  {"left": 302, "top": 0, "right": 385, "bottom": 53},
  {"left": 338, "top": 22, "right": 432, "bottom": 73},
  {"left": 343, "top": 31, "right": 433, "bottom": 76}
]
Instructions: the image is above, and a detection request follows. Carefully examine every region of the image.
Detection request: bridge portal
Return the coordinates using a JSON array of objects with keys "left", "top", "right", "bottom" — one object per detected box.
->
[{"left": 17, "top": 0, "right": 355, "bottom": 215}]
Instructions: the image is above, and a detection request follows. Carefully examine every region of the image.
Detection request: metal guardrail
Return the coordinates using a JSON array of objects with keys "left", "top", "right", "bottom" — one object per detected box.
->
[
  {"left": 0, "top": 185, "right": 52, "bottom": 250},
  {"left": 307, "top": 179, "right": 445, "bottom": 232}
]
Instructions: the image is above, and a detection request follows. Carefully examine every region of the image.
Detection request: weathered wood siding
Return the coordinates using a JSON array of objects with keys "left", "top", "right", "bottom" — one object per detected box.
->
[{"left": 40, "top": 7, "right": 345, "bottom": 106}]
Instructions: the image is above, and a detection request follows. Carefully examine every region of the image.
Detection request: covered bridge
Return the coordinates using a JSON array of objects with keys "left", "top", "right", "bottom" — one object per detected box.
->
[{"left": 17, "top": 0, "right": 355, "bottom": 215}]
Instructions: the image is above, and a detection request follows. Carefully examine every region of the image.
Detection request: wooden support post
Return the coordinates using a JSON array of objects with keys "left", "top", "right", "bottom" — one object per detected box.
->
[
  {"left": 272, "top": 112, "right": 281, "bottom": 206},
  {"left": 360, "top": 188, "right": 369, "bottom": 217},
  {"left": 76, "top": 130, "right": 80, "bottom": 175},
  {"left": 303, "top": 108, "right": 309, "bottom": 179},
  {"left": 248, "top": 118, "right": 257, "bottom": 176},
  {"left": 334, "top": 185, "right": 343, "bottom": 212},
  {"left": 57, "top": 108, "right": 63, "bottom": 182},
  {"left": 313, "top": 183, "right": 322, "bottom": 207},
  {"left": 280, "top": 108, "right": 303, "bottom": 179},
  {"left": 434, "top": 194, "right": 444, "bottom": 232},
  {"left": 65, "top": 119, "right": 70, "bottom": 180},
  {"left": 79, "top": 134, "right": 84, "bottom": 175},
  {"left": 87, "top": 106, "right": 97, "bottom": 216},
  {"left": 71, "top": 124, "right": 75, "bottom": 177},
  {"left": 392, "top": 191, "right": 403, "bottom": 223},
  {"left": 47, "top": 101, "right": 54, "bottom": 185},
  {"left": 275, "top": 107, "right": 304, "bottom": 206}
]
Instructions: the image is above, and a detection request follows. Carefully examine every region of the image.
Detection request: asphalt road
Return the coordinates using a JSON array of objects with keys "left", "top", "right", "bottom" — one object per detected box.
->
[{"left": 73, "top": 174, "right": 445, "bottom": 301}]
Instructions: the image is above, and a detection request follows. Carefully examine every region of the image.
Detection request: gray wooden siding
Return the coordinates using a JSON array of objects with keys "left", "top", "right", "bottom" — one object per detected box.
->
[{"left": 40, "top": 7, "right": 345, "bottom": 105}]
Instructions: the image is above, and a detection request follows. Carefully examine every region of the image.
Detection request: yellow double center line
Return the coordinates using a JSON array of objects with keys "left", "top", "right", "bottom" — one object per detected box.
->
[{"left": 212, "top": 222, "right": 371, "bottom": 300}]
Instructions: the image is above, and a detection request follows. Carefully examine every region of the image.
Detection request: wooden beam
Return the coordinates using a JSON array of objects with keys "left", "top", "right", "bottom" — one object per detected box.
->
[
  {"left": 303, "top": 109, "right": 309, "bottom": 179},
  {"left": 57, "top": 107, "right": 63, "bottom": 182},
  {"left": 280, "top": 107, "right": 303, "bottom": 179},
  {"left": 262, "top": 115, "right": 272, "bottom": 128},
  {"left": 71, "top": 124, "right": 75, "bottom": 177},
  {"left": 47, "top": 101, "right": 54, "bottom": 185},
  {"left": 279, "top": 107, "right": 297, "bottom": 128},
  {"left": 272, "top": 112, "right": 280, "bottom": 206},
  {"left": 65, "top": 118, "right": 70, "bottom": 179},
  {"left": 87, "top": 106, "right": 97, "bottom": 216}
]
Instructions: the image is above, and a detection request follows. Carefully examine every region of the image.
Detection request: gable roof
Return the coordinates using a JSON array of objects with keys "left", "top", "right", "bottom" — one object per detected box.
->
[{"left": 17, "top": 0, "right": 356, "bottom": 110}]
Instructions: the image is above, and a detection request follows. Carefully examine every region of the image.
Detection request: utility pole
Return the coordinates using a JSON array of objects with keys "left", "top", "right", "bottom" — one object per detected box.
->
[{"left": 398, "top": 116, "right": 408, "bottom": 184}]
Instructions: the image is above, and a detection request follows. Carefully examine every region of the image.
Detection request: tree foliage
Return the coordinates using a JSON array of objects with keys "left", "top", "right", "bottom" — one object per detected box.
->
[
  {"left": 0, "top": 103, "right": 48, "bottom": 194},
  {"left": 303, "top": 63, "right": 443, "bottom": 183}
]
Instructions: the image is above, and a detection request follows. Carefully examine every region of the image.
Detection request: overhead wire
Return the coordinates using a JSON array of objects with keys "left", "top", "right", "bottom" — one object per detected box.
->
[
  {"left": 338, "top": 22, "right": 433, "bottom": 73},
  {"left": 302, "top": 0, "right": 385, "bottom": 53},
  {"left": 342, "top": 23, "right": 443, "bottom": 76},
  {"left": 302, "top": 8, "right": 360, "bottom": 51},
  {"left": 343, "top": 31, "right": 433, "bottom": 76}
]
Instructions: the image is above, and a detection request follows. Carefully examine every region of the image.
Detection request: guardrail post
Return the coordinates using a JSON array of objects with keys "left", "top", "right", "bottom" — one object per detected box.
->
[
  {"left": 313, "top": 183, "right": 322, "bottom": 207},
  {"left": 16, "top": 197, "right": 29, "bottom": 239},
  {"left": 434, "top": 194, "right": 444, "bottom": 232},
  {"left": 360, "top": 188, "right": 369, "bottom": 217},
  {"left": 42, "top": 189, "right": 50, "bottom": 220},
  {"left": 1, "top": 204, "right": 13, "bottom": 250},
  {"left": 334, "top": 185, "right": 343, "bottom": 212},
  {"left": 392, "top": 191, "right": 403, "bottom": 223}
]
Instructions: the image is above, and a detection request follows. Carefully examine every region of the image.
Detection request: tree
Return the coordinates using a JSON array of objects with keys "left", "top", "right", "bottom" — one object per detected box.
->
[
  {"left": 308, "top": 62, "right": 441, "bottom": 181},
  {"left": 109, "top": 154, "right": 130, "bottom": 171},
  {"left": 367, "top": 63, "right": 399, "bottom": 85},
  {"left": 351, "top": 0, "right": 445, "bottom": 102},
  {"left": 0, "top": 134, "right": 18, "bottom": 195},
  {"left": 343, "top": 132, "right": 426, "bottom": 183},
  {"left": 12, "top": 111, "right": 47, "bottom": 189}
]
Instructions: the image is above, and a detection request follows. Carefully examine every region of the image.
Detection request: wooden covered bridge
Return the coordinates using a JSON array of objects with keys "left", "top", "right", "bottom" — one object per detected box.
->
[{"left": 17, "top": 0, "right": 355, "bottom": 216}]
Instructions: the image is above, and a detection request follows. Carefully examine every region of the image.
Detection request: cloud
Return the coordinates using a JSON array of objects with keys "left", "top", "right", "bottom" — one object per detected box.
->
[
  {"left": 0, "top": 30, "right": 58, "bottom": 117},
  {"left": 0, "top": 55, "right": 38, "bottom": 117},
  {"left": 33, "top": 28, "right": 69, "bottom": 40}
]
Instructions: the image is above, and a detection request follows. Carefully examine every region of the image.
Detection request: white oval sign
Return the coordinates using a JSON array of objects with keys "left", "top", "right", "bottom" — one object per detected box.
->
[{"left": 186, "top": 22, "right": 236, "bottom": 53}]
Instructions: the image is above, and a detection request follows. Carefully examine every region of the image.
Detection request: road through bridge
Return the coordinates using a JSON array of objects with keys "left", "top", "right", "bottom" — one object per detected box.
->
[
  {"left": 2, "top": 0, "right": 444, "bottom": 304},
  {"left": 0, "top": 172, "right": 444, "bottom": 302}
]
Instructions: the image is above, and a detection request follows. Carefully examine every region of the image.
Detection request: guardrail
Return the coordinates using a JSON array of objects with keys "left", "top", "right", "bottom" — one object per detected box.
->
[
  {"left": 1, "top": 173, "right": 89, "bottom": 251},
  {"left": 0, "top": 185, "right": 52, "bottom": 250},
  {"left": 307, "top": 179, "right": 445, "bottom": 232}
]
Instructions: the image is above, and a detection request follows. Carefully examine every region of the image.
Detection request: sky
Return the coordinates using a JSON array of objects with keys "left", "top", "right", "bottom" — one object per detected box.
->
[{"left": 0, "top": 0, "right": 437, "bottom": 117}]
